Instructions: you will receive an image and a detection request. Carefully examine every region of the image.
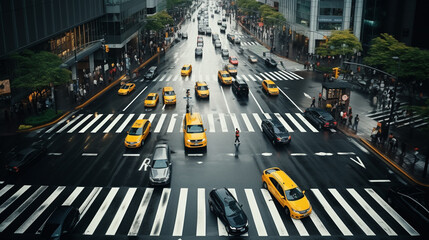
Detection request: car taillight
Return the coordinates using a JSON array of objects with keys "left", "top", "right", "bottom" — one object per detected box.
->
[
  {"left": 13, "top": 166, "right": 19, "bottom": 172},
  {"left": 333, "top": 121, "right": 337, "bottom": 125},
  {"left": 238, "top": 87, "right": 240, "bottom": 90},
  {"left": 288, "top": 136, "right": 291, "bottom": 140},
  {"left": 324, "top": 122, "right": 329, "bottom": 127},
  {"left": 277, "top": 137, "right": 281, "bottom": 141}
]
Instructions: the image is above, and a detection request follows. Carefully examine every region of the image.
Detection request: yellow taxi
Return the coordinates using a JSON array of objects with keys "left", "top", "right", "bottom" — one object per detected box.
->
[
  {"left": 124, "top": 119, "right": 151, "bottom": 148},
  {"left": 224, "top": 64, "right": 237, "bottom": 77},
  {"left": 183, "top": 112, "right": 207, "bottom": 149},
  {"left": 144, "top": 93, "right": 159, "bottom": 107},
  {"left": 162, "top": 87, "right": 176, "bottom": 105},
  {"left": 262, "top": 167, "right": 312, "bottom": 219},
  {"left": 217, "top": 70, "right": 232, "bottom": 85},
  {"left": 118, "top": 83, "right": 136, "bottom": 95},
  {"left": 262, "top": 79, "right": 279, "bottom": 95},
  {"left": 195, "top": 81, "right": 210, "bottom": 98},
  {"left": 181, "top": 64, "right": 192, "bottom": 76}
]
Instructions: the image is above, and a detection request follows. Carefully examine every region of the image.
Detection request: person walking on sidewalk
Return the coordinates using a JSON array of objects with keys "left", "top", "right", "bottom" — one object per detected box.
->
[
  {"left": 235, "top": 128, "right": 240, "bottom": 144},
  {"left": 310, "top": 97, "right": 316, "bottom": 108},
  {"left": 318, "top": 92, "right": 322, "bottom": 107},
  {"left": 352, "top": 114, "right": 359, "bottom": 131},
  {"left": 348, "top": 114, "right": 353, "bottom": 127}
]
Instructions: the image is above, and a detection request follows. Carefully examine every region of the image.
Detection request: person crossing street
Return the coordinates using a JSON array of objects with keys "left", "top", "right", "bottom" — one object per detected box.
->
[{"left": 235, "top": 128, "right": 240, "bottom": 144}]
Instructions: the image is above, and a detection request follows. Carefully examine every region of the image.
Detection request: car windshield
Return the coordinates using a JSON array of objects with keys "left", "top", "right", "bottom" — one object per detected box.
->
[
  {"left": 129, "top": 127, "right": 143, "bottom": 136},
  {"left": 164, "top": 91, "right": 175, "bottom": 96},
  {"left": 187, "top": 124, "right": 204, "bottom": 133},
  {"left": 225, "top": 200, "right": 241, "bottom": 217},
  {"left": 146, "top": 96, "right": 156, "bottom": 100},
  {"left": 222, "top": 50, "right": 228, "bottom": 53},
  {"left": 182, "top": 66, "right": 190, "bottom": 70},
  {"left": 197, "top": 86, "right": 208, "bottom": 90},
  {"left": 285, "top": 187, "right": 305, "bottom": 201},
  {"left": 274, "top": 126, "right": 286, "bottom": 134},
  {"left": 250, "top": 56, "right": 256, "bottom": 60},
  {"left": 268, "top": 84, "right": 277, "bottom": 88},
  {"left": 231, "top": 58, "right": 237, "bottom": 61},
  {"left": 228, "top": 66, "right": 236, "bottom": 70},
  {"left": 222, "top": 74, "right": 230, "bottom": 78},
  {"left": 121, "top": 85, "right": 130, "bottom": 89},
  {"left": 319, "top": 112, "right": 334, "bottom": 120},
  {"left": 152, "top": 160, "right": 168, "bottom": 168}
]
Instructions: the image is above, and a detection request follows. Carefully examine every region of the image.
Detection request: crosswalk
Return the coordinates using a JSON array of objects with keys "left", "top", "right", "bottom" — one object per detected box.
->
[
  {"left": 136, "top": 70, "right": 303, "bottom": 83},
  {"left": 240, "top": 41, "right": 260, "bottom": 46},
  {"left": 0, "top": 184, "right": 419, "bottom": 237},
  {"left": 43, "top": 112, "right": 319, "bottom": 134}
]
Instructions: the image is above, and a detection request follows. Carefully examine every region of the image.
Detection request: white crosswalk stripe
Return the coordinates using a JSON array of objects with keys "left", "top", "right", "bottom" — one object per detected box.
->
[
  {"left": 253, "top": 113, "right": 263, "bottom": 131},
  {"left": 158, "top": 75, "right": 167, "bottom": 82},
  {"left": 79, "top": 114, "right": 103, "bottom": 133},
  {"left": 245, "top": 189, "right": 267, "bottom": 236},
  {"left": 275, "top": 113, "right": 293, "bottom": 132},
  {"left": 270, "top": 71, "right": 286, "bottom": 80},
  {"left": 150, "top": 188, "right": 171, "bottom": 236},
  {"left": 103, "top": 114, "right": 123, "bottom": 133},
  {"left": 265, "top": 71, "right": 282, "bottom": 81},
  {"left": 154, "top": 113, "right": 167, "bottom": 133},
  {"left": 68, "top": 114, "right": 93, "bottom": 133},
  {"left": 241, "top": 75, "right": 249, "bottom": 81},
  {"left": 309, "top": 210, "right": 330, "bottom": 236},
  {"left": 84, "top": 187, "right": 119, "bottom": 235},
  {"left": 260, "top": 72, "right": 271, "bottom": 80},
  {"left": 260, "top": 189, "right": 288, "bottom": 236},
  {"left": 285, "top": 113, "right": 306, "bottom": 132},
  {"left": 230, "top": 113, "right": 240, "bottom": 131},
  {"left": 172, "top": 188, "right": 188, "bottom": 236},
  {"left": 219, "top": 113, "right": 228, "bottom": 132},
  {"left": 241, "top": 113, "right": 254, "bottom": 132},
  {"left": 56, "top": 114, "right": 83, "bottom": 133},
  {"left": 92, "top": 114, "right": 113, "bottom": 133},
  {"left": 115, "top": 114, "right": 135, "bottom": 133},
  {"left": 196, "top": 188, "right": 206, "bottom": 236},
  {"left": 277, "top": 70, "right": 294, "bottom": 80},
  {"left": 77, "top": 187, "right": 102, "bottom": 224},
  {"left": 167, "top": 113, "right": 177, "bottom": 133},
  {"left": 0, "top": 185, "right": 31, "bottom": 215},
  {"left": 254, "top": 75, "right": 263, "bottom": 81},
  {"left": 45, "top": 114, "right": 73, "bottom": 133},
  {"left": 128, "top": 188, "right": 153, "bottom": 236},
  {"left": 106, "top": 188, "right": 137, "bottom": 235},
  {"left": 248, "top": 74, "right": 257, "bottom": 81},
  {"left": 296, "top": 113, "right": 319, "bottom": 132}
]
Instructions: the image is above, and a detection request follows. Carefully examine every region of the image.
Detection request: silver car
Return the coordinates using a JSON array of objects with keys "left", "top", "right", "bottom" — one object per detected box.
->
[
  {"left": 149, "top": 144, "right": 172, "bottom": 185},
  {"left": 214, "top": 40, "right": 222, "bottom": 48}
]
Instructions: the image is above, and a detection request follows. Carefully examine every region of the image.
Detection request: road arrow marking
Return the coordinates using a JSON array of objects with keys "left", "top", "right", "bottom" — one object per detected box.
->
[
  {"left": 350, "top": 156, "right": 366, "bottom": 169},
  {"left": 262, "top": 152, "right": 272, "bottom": 156}
]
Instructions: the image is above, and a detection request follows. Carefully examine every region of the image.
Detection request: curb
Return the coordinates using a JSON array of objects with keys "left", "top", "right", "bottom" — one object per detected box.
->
[{"left": 16, "top": 111, "right": 71, "bottom": 133}]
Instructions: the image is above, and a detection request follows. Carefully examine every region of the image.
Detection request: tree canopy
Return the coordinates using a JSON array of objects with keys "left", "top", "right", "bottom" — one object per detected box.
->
[
  {"left": 237, "top": 0, "right": 285, "bottom": 26},
  {"left": 237, "top": 0, "right": 261, "bottom": 16},
  {"left": 316, "top": 30, "right": 362, "bottom": 57},
  {"left": 145, "top": 11, "right": 174, "bottom": 32},
  {"left": 11, "top": 50, "right": 70, "bottom": 90}
]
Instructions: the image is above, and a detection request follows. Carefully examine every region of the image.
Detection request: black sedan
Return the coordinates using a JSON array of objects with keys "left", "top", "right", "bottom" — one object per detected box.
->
[
  {"left": 265, "top": 58, "right": 277, "bottom": 68},
  {"left": 208, "top": 188, "right": 248, "bottom": 235},
  {"left": 40, "top": 206, "right": 80, "bottom": 239},
  {"left": 387, "top": 186, "right": 429, "bottom": 234},
  {"left": 261, "top": 118, "right": 291, "bottom": 145},
  {"left": 303, "top": 108, "right": 337, "bottom": 129},
  {"left": 4, "top": 141, "right": 47, "bottom": 172},
  {"left": 195, "top": 47, "right": 203, "bottom": 57}
]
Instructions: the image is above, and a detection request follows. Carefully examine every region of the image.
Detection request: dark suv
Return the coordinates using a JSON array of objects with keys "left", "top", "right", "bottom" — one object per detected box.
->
[{"left": 232, "top": 78, "right": 249, "bottom": 96}]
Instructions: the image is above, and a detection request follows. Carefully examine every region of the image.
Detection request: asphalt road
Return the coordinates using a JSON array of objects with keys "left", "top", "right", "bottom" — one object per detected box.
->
[{"left": 0, "top": 1, "right": 424, "bottom": 240}]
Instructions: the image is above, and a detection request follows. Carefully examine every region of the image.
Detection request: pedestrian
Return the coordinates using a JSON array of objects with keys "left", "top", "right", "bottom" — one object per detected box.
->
[
  {"left": 99, "top": 75, "right": 104, "bottom": 85},
  {"left": 413, "top": 147, "right": 419, "bottom": 164},
  {"left": 348, "top": 114, "right": 353, "bottom": 127},
  {"left": 318, "top": 92, "right": 322, "bottom": 107},
  {"left": 400, "top": 142, "right": 406, "bottom": 157},
  {"left": 342, "top": 111, "right": 347, "bottom": 125},
  {"left": 352, "top": 114, "right": 359, "bottom": 131},
  {"left": 310, "top": 97, "right": 316, "bottom": 108},
  {"left": 93, "top": 78, "right": 97, "bottom": 87},
  {"left": 235, "top": 128, "right": 240, "bottom": 144}
]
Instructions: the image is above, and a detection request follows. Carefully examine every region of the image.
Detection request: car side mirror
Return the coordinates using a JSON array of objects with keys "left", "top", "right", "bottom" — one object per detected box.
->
[
  {"left": 169, "top": 162, "right": 172, "bottom": 166},
  {"left": 302, "top": 190, "right": 306, "bottom": 194},
  {"left": 204, "top": 129, "right": 207, "bottom": 132}
]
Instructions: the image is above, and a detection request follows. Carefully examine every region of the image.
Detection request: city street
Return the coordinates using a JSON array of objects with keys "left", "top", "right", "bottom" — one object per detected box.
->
[{"left": 0, "top": 2, "right": 424, "bottom": 240}]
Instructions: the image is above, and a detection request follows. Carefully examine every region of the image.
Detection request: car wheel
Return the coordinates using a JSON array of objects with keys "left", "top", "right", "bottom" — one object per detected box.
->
[
  {"left": 263, "top": 181, "right": 268, "bottom": 189},
  {"left": 285, "top": 207, "right": 290, "bottom": 216}
]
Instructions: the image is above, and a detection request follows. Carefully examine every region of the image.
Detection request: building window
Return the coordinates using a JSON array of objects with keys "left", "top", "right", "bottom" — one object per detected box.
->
[
  {"left": 320, "top": 8, "right": 331, "bottom": 15},
  {"left": 332, "top": 8, "right": 343, "bottom": 16},
  {"left": 319, "top": 22, "right": 342, "bottom": 30}
]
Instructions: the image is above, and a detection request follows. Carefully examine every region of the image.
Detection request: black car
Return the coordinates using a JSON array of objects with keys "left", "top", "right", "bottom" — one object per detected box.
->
[
  {"left": 182, "top": 32, "right": 188, "bottom": 39},
  {"left": 220, "top": 27, "right": 226, "bottom": 33},
  {"left": 265, "top": 58, "right": 277, "bottom": 68},
  {"left": 261, "top": 118, "right": 291, "bottom": 145},
  {"left": 144, "top": 66, "right": 158, "bottom": 80},
  {"left": 303, "top": 108, "right": 337, "bottom": 129},
  {"left": 149, "top": 143, "right": 172, "bottom": 185},
  {"left": 227, "top": 33, "right": 235, "bottom": 42},
  {"left": 40, "top": 206, "right": 80, "bottom": 240},
  {"left": 195, "top": 47, "right": 203, "bottom": 57},
  {"left": 232, "top": 79, "right": 249, "bottom": 96},
  {"left": 4, "top": 141, "right": 47, "bottom": 173},
  {"left": 198, "top": 27, "right": 205, "bottom": 34},
  {"left": 205, "top": 27, "right": 212, "bottom": 36},
  {"left": 387, "top": 187, "right": 429, "bottom": 234},
  {"left": 208, "top": 188, "right": 248, "bottom": 235}
]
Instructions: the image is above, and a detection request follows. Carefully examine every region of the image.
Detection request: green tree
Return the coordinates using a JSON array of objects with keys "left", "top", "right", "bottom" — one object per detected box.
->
[
  {"left": 237, "top": 0, "right": 261, "bottom": 16},
  {"left": 145, "top": 11, "right": 174, "bottom": 32},
  {"left": 316, "top": 30, "right": 362, "bottom": 57}
]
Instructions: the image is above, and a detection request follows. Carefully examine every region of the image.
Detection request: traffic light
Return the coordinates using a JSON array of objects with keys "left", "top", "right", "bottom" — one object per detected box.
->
[
  {"left": 332, "top": 67, "right": 340, "bottom": 79},
  {"left": 105, "top": 45, "right": 109, "bottom": 53}
]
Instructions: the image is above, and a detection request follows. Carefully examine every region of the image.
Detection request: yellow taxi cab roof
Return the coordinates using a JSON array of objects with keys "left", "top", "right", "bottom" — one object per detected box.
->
[
  {"left": 226, "top": 64, "right": 235, "bottom": 68},
  {"left": 219, "top": 70, "right": 228, "bottom": 74},
  {"left": 147, "top": 92, "right": 157, "bottom": 97},
  {"left": 163, "top": 86, "right": 174, "bottom": 91},
  {"left": 185, "top": 112, "right": 203, "bottom": 124},
  {"left": 131, "top": 119, "right": 148, "bottom": 128},
  {"left": 265, "top": 167, "right": 297, "bottom": 190},
  {"left": 263, "top": 79, "right": 275, "bottom": 84},
  {"left": 125, "top": 83, "right": 134, "bottom": 86},
  {"left": 196, "top": 81, "right": 207, "bottom": 86},
  {"left": 183, "top": 64, "right": 191, "bottom": 67}
]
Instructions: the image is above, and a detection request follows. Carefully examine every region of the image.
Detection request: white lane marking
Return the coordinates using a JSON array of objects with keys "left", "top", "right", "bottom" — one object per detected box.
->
[
  {"left": 249, "top": 90, "right": 265, "bottom": 114},
  {"left": 128, "top": 188, "right": 154, "bottom": 236},
  {"left": 315, "top": 152, "right": 333, "bottom": 156},
  {"left": 291, "top": 153, "right": 307, "bottom": 156},
  {"left": 241, "top": 75, "right": 249, "bottom": 81},
  {"left": 84, "top": 187, "right": 119, "bottom": 235},
  {"left": 275, "top": 113, "right": 293, "bottom": 132},
  {"left": 91, "top": 114, "right": 113, "bottom": 133},
  {"left": 245, "top": 189, "right": 267, "bottom": 236},
  {"left": 188, "top": 153, "right": 204, "bottom": 157},
  {"left": 172, "top": 188, "right": 188, "bottom": 236},
  {"left": 254, "top": 75, "right": 263, "bottom": 81},
  {"left": 241, "top": 113, "right": 254, "bottom": 132},
  {"left": 285, "top": 113, "right": 306, "bottom": 132},
  {"left": 56, "top": 114, "right": 83, "bottom": 133},
  {"left": 148, "top": 113, "right": 156, "bottom": 124},
  {"left": 349, "top": 138, "right": 370, "bottom": 154},
  {"left": 230, "top": 113, "right": 240, "bottom": 131},
  {"left": 45, "top": 114, "right": 73, "bottom": 133},
  {"left": 347, "top": 188, "right": 396, "bottom": 236},
  {"left": 276, "top": 71, "right": 294, "bottom": 80},
  {"left": 303, "top": 92, "right": 312, "bottom": 99},
  {"left": 207, "top": 113, "right": 215, "bottom": 132},
  {"left": 337, "top": 152, "right": 356, "bottom": 155},
  {"left": 167, "top": 114, "right": 177, "bottom": 133},
  {"left": 103, "top": 114, "right": 124, "bottom": 133},
  {"left": 278, "top": 88, "right": 303, "bottom": 113},
  {"left": 292, "top": 218, "right": 309, "bottom": 236},
  {"left": 369, "top": 179, "right": 391, "bottom": 183},
  {"left": 79, "top": 114, "right": 103, "bottom": 133},
  {"left": 309, "top": 210, "right": 330, "bottom": 236},
  {"left": 180, "top": 114, "right": 185, "bottom": 132},
  {"left": 82, "top": 153, "right": 98, "bottom": 156},
  {"left": 253, "top": 113, "right": 263, "bottom": 131},
  {"left": 220, "top": 86, "right": 231, "bottom": 114},
  {"left": 116, "top": 114, "right": 135, "bottom": 133},
  {"left": 264, "top": 113, "right": 272, "bottom": 119},
  {"left": 123, "top": 154, "right": 140, "bottom": 157},
  {"left": 0, "top": 186, "right": 47, "bottom": 232},
  {"left": 261, "top": 152, "right": 272, "bottom": 156},
  {"left": 122, "top": 86, "right": 148, "bottom": 111},
  {"left": 248, "top": 74, "right": 257, "bottom": 81},
  {"left": 365, "top": 188, "right": 419, "bottom": 236},
  {"left": 15, "top": 186, "right": 65, "bottom": 234},
  {"left": 285, "top": 70, "right": 304, "bottom": 79},
  {"left": 329, "top": 189, "right": 375, "bottom": 236},
  {"left": 219, "top": 113, "right": 228, "bottom": 132},
  {"left": 296, "top": 113, "right": 318, "bottom": 132},
  {"left": 62, "top": 186, "right": 84, "bottom": 205},
  {"left": 0, "top": 185, "right": 31, "bottom": 214},
  {"left": 350, "top": 156, "right": 366, "bottom": 168},
  {"left": 196, "top": 188, "right": 206, "bottom": 236},
  {"left": 154, "top": 113, "right": 167, "bottom": 133},
  {"left": 137, "top": 114, "right": 145, "bottom": 119},
  {"left": 311, "top": 188, "right": 352, "bottom": 236},
  {"left": 261, "top": 189, "right": 288, "bottom": 236},
  {"left": 138, "top": 158, "right": 150, "bottom": 171},
  {"left": 67, "top": 114, "right": 92, "bottom": 133},
  {"left": 77, "top": 187, "right": 102, "bottom": 225},
  {"left": 150, "top": 188, "right": 171, "bottom": 236},
  {"left": 106, "top": 188, "right": 137, "bottom": 235},
  {"left": 47, "top": 152, "right": 62, "bottom": 156}
]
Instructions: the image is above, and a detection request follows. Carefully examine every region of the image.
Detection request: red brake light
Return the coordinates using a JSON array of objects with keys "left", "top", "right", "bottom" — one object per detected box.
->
[
  {"left": 324, "top": 122, "right": 329, "bottom": 127},
  {"left": 333, "top": 121, "right": 337, "bottom": 125}
]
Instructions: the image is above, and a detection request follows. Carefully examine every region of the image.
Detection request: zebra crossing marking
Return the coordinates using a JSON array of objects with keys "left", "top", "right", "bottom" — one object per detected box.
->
[
  {"left": 242, "top": 113, "right": 255, "bottom": 132},
  {"left": 266, "top": 71, "right": 282, "bottom": 81},
  {"left": 309, "top": 211, "right": 330, "bottom": 236},
  {"left": 77, "top": 187, "right": 102, "bottom": 225},
  {"left": 46, "top": 114, "right": 73, "bottom": 133},
  {"left": 56, "top": 114, "right": 83, "bottom": 133},
  {"left": 253, "top": 113, "right": 263, "bottom": 131},
  {"left": 84, "top": 187, "right": 119, "bottom": 235},
  {"left": 68, "top": 114, "right": 92, "bottom": 133},
  {"left": 138, "top": 113, "right": 145, "bottom": 119},
  {"left": 128, "top": 188, "right": 153, "bottom": 236},
  {"left": 196, "top": 188, "right": 206, "bottom": 236},
  {"left": 158, "top": 75, "right": 167, "bottom": 82},
  {"left": 260, "top": 72, "right": 271, "bottom": 80},
  {"left": 245, "top": 189, "right": 267, "bottom": 236},
  {"left": 150, "top": 188, "right": 171, "bottom": 236},
  {"left": 106, "top": 188, "right": 137, "bottom": 235},
  {"left": 285, "top": 113, "right": 306, "bottom": 132},
  {"left": 275, "top": 113, "right": 294, "bottom": 132},
  {"left": 0, "top": 185, "right": 31, "bottom": 215},
  {"left": 292, "top": 217, "right": 309, "bottom": 236},
  {"left": 248, "top": 74, "right": 257, "bottom": 81},
  {"left": 154, "top": 114, "right": 167, "bottom": 133},
  {"left": 103, "top": 114, "right": 123, "bottom": 133},
  {"left": 116, "top": 114, "right": 135, "bottom": 133},
  {"left": 230, "top": 113, "right": 240, "bottom": 131},
  {"left": 172, "top": 188, "right": 188, "bottom": 236},
  {"left": 63, "top": 186, "right": 84, "bottom": 205},
  {"left": 79, "top": 114, "right": 103, "bottom": 133},
  {"left": 296, "top": 113, "right": 319, "bottom": 132},
  {"left": 277, "top": 71, "right": 294, "bottom": 80},
  {"left": 255, "top": 75, "right": 263, "bottom": 81},
  {"left": 219, "top": 113, "right": 228, "bottom": 132},
  {"left": 92, "top": 114, "right": 113, "bottom": 133},
  {"left": 260, "top": 189, "right": 288, "bottom": 236},
  {"left": 0, "top": 184, "right": 12, "bottom": 197},
  {"left": 207, "top": 113, "right": 215, "bottom": 132},
  {"left": 167, "top": 113, "right": 177, "bottom": 133}
]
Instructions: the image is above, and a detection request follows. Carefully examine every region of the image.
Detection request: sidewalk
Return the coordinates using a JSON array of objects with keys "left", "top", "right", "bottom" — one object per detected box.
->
[{"left": 238, "top": 20, "right": 429, "bottom": 186}]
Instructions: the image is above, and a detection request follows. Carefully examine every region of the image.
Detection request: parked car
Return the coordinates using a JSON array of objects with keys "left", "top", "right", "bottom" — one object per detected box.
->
[
  {"left": 144, "top": 66, "right": 158, "bottom": 80},
  {"left": 261, "top": 118, "right": 291, "bottom": 145},
  {"left": 232, "top": 78, "right": 249, "bottom": 96},
  {"left": 265, "top": 58, "right": 277, "bottom": 68},
  {"left": 303, "top": 108, "right": 337, "bottom": 129},
  {"left": 148, "top": 143, "right": 172, "bottom": 185},
  {"left": 208, "top": 188, "right": 248, "bottom": 235},
  {"left": 205, "top": 27, "right": 212, "bottom": 36},
  {"left": 4, "top": 141, "right": 47, "bottom": 173},
  {"left": 40, "top": 206, "right": 80, "bottom": 240}
]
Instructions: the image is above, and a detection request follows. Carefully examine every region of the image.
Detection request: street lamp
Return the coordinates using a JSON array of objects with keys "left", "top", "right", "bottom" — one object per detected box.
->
[{"left": 387, "top": 56, "right": 400, "bottom": 137}]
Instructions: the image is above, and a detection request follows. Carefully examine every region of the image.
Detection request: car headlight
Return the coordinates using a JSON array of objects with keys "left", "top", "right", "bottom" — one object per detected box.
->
[
  {"left": 229, "top": 226, "right": 236, "bottom": 230},
  {"left": 187, "top": 139, "right": 191, "bottom": 142},
  {"left": 202, "top": 138, "right": 206, "bottom": 142}
]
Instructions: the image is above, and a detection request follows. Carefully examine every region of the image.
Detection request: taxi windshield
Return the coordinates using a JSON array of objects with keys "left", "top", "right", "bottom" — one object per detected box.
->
[
  {"left": 228, "top": 66, "right": 236, "bottom": 70},
  {"left": 187, "top": 124, "right": 204, "bottom": 133},
  {"left": 121, "top": 85, "right": 130, "bottom": 89},
  {"left": 129, "top": 127, "right": 143, "bottom": 136},
  {"left": 197, "top": 86, "right": 208, "bottom": 90},
  {"left": 222, "top": 74, "right": 230, "bottom": 78},
  {"left": 146, "top": 96, "right": 156, "bottom": 100},
  {"left": 164, "top": 91, "right": 175, "bottom": 96},
  {"left": 182, "top": 66, "right": 190, "bottom": 70},
  {"left": 285, "top": 187, "right": 305, "bottom": 201},
  {"left": 268, "top": 84, "right": 277, "bottom": 88}
]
